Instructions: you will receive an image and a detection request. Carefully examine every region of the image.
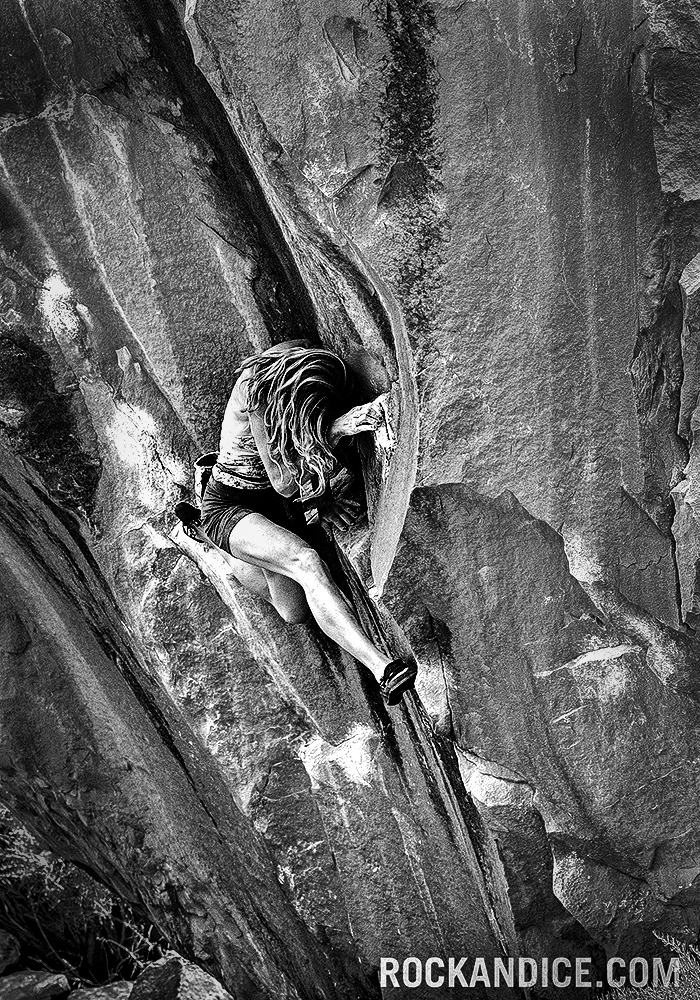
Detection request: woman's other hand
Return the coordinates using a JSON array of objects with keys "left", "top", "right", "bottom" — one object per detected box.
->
[
  {"left": 319, "top": 495, "right": 363, "bottom": 531},
  {"left": 329, "top": 395, "right": 386, "bottom": 445}
]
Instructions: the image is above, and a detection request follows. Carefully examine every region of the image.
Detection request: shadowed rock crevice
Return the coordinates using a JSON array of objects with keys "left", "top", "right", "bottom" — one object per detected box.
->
[
  {"left": 123, "top": 0, "right": 320, "bottom": 347},
  {"left": 0, "top": 328, "right": 101, "bottom": 514},
  {"left": 158, "top": 0, "right": 424, "bottom": 590}
]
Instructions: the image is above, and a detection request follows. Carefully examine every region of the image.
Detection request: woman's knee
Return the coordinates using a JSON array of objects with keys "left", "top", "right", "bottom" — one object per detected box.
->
[{"left": 290, "top": 545, "right": 327, "bottom": 582}]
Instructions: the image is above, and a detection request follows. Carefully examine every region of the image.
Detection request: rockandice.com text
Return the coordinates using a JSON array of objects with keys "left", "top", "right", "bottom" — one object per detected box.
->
[{"left": 379, "top": 955, "right": 680, "bottom": 989}]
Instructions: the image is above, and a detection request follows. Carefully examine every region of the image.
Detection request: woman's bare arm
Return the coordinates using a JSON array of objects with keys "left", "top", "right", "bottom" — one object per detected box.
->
[
  {"left": 328, "top": 395, "right": 386, "bottom": 448},
  {"left": 249, "top": 387, "right": 386, "bottom": 496},
  {"left": 248, "top": 407, "right": 298, "bottom": 496}
]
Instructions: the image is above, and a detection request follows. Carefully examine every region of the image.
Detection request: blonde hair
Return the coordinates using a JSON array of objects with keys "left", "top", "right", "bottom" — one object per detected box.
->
[{"left": 241, "top": 345, "right": 354, "bottom": 498}]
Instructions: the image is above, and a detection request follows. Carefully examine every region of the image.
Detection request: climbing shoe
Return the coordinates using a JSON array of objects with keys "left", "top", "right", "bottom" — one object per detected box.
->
[
  {"left": 379, "top": 659, "right": 418, "bottom": 705},
  {"left": 174, "top": 501, "right": 206, "bottom": 542}
]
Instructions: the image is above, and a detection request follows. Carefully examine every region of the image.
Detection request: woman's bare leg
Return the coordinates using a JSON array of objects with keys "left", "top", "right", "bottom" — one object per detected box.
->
[
  {"left": 227, "top": 513, "right": 391, "bottom": 680},
  {"left": 198, "top": 521, "right": 307, "bottom": 620},
  {"left": 263, "top": 570, "right": 310, "bottom": 625},
  {"left": 220, "top": 551, "right": 271, "bottom": 601}
]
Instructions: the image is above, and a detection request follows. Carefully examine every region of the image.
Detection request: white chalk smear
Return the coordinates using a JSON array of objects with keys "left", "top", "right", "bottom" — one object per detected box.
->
[{"left": 299, "top": 724, "right": 377, "bottom": 787}]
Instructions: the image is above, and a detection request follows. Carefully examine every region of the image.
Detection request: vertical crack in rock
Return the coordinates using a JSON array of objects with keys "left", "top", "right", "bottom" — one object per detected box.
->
[
  {"left": 629, "top": 10, "right": 700, "bottom": 629},
  {"left": 362, "top": 0, "right": 446, "bottom": 588},
  {"left": 669, "top": 509, "right": 689, "bottom": 629},
  {"left": 402, "top": 696, "right": 521, "bottom": 967},
  {"left": 330, "top": 541, "right": 524, "bottom": 977},
  {"left": 172, "top": 525, "right": 526, "bottom": 997},
  {"left": 146, "top": 0, "right": 423, "bottom": 593},
  {"left": 127, "top": 3, "right": 320, "bottom": 349},
  {"left": 337, "top": 250, "right": 419, "bottom": 593},
  {"left": 671, "top": 251, "right": 700, "bottom": 626}
]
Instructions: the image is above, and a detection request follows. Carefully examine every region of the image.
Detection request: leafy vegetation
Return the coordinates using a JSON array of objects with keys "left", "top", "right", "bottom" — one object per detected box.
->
[{"left": 0, "top": 807, "right": 166, "bottom": 986}]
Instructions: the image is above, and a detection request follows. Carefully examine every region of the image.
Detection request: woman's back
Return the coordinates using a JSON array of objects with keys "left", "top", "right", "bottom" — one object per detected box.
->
[
  {"left": 214, "top": 341, "right": 311, "bottom": 490},
  {"left": 214, "top": 373, "right": 270, "bottom": 489}
]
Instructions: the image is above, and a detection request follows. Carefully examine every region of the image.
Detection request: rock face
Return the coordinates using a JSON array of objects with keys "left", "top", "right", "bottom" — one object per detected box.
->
[
  {"left": 174, "top": 0, "right": 697, "bottom": 622},
  {"left": 2, "top": 0, "right": 700, "bottom": 998},
  {"left": 0, "top": 451, "right": 377, "bottom": 999},
  {"left": 0, "top": 972, "right": 69, "bottom": 1000},
  {"left": 384, "top": 485, "right": 700, "bottom": 961},
  {"left": 130, "top": 955, "right": 232, "bottom": 1000},
  {"left": 83, "top": 986, "right": 133, "bottom": 1000}
]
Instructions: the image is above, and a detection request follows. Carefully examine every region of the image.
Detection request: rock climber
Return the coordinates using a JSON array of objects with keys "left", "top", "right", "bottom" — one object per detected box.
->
[{"left": 176, "top": 340, "right": 417, "bottom": 705}]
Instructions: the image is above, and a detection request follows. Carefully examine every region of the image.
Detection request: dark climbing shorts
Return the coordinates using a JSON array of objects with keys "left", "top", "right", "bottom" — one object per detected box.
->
[{"left": 200, "top": 476, "right": 307, "bottom": 555}]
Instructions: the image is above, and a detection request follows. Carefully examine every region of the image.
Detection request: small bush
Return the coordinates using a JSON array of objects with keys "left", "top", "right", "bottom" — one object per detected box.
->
[{"left": 0, "top": 806, "right": 166, "bottom": 986}]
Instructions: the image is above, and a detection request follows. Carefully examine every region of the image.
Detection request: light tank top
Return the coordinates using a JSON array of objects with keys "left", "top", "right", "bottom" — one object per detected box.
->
[{"left": 213, "top": 375, "right": 271, "bottom": 490}]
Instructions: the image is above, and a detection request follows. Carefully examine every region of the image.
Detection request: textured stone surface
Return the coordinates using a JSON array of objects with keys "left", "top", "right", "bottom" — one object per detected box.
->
[
  {"left": 2, "top": 0, "right": 700, "bottom": 998},
  {"left": 0, "top": 448, "right": 375, "bottom": 1000},
  {"left": 170, "top": 525, "right": 519, "bottom": 997},
  {"left": 383, "top": 484, "right": 700, "bottom": 959},
  {"left": 174, "top": 0, "right": 699, "bottom": 624},
  {"left": 131, "top": 955, "right": 232, "bottom": 999},
  {"left": 0, "top": 972, "right": 69, "bottom": 999},
  {"left": 462, "top": 772, "right": 602, "bottom": 1000},
  {"left": 83, "top": 986, "right": 133, "bottom": 1000}
]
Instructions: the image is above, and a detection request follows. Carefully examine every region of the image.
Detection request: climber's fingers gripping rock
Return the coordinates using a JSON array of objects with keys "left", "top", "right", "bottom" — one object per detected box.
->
[
  {"left": 320, "top": 495, "right": 363, "bottom": 531},
  {"left": 329, "top": 395, "right": 386, "bottom": 444}
]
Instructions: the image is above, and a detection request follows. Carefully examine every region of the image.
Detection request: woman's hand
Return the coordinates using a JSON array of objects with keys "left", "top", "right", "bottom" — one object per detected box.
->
[
  {"left": 319, "top": 495, "right": 363, "bottom": 531},
  {"left": 329, "top": 396, "right": 386, "bottom": 446}
]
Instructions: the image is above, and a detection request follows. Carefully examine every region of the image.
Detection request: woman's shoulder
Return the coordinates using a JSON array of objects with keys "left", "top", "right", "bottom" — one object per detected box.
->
[{"left": 226, "top": 368, "right": 251, "bottom": 413}]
